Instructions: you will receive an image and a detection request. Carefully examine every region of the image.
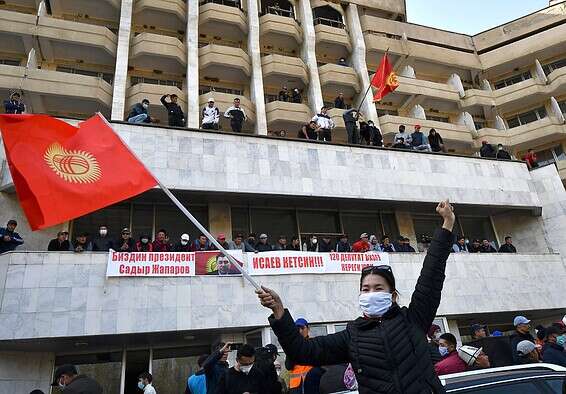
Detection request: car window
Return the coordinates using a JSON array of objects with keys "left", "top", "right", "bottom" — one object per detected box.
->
[
  {"left": 544, "top": 378, "right": 566, "bottom": 393},
  {"left": 459, "top": 381, "right": 543, "bottom": 394}
]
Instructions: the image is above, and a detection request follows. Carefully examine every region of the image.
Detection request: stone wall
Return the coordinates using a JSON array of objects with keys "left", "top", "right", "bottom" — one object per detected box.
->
[{"left": 0, "top": 351, "right": 54, "bottom": 394}]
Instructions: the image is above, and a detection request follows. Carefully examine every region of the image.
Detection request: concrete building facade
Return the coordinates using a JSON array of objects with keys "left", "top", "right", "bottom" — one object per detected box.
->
[{"left": 1, "top": 1, "right": 566, "bottom": 393}]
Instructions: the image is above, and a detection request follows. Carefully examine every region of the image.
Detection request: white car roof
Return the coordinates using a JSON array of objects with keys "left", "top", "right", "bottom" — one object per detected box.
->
[{"left": 440, "top": 363, "right": 566, "bottom": 384}]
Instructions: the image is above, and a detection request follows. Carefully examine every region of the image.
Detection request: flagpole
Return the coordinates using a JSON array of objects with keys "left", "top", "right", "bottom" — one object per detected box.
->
[
  {"left": 355, "top": 47, "right": 390, "bottom": 116},
  {"left": 96, "top": 113, "right": 262, "bottom": 291}
]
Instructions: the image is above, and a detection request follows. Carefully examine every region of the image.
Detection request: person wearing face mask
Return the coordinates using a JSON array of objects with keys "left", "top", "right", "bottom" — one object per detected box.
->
[
  {"left": 174, "top": 233, "right": 192, "bottom": 252},
  {"left": 92, "top": 225, "right": 113, "bottom": 251},
  {"left": 216, "top": 344, "right": 280, "bottom": 394},
  {"left": 541, "top": 326, "right": 566, "bottom": 367},
  {"left": 136, "top": 234, "right": 153, "bottom": 252},
  {"left": 51, "top": 364, "right": 102, "bottom": 394},
  {"left": 127, "top": 98, "right": 153, "bottom": 124},
  {"left": 258, "top": 200, "right": 456, "bottom": 394},
  {"left": 138, "top": 372, "right": 157, "bottom": 394},
  {"left": 303, "top": 235, "right": 319, "bottom": 252},
  {"left": 434, "top": 333, "right": 467, "bottom": 375},
  {"left": 427, "top": 324, "right": 443, "bottom": 364}
]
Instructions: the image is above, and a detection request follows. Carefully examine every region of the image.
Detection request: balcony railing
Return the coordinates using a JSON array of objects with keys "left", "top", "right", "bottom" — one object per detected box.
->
[
  {"left": 56, "top": 66, "right": 113, "bottom": 85},
  {"left": 130, "top": 76, "right": 183, "bottom": 89},
  {"left": 199, "top": 0, "right": 242, "bottom": 10},
  {"left": 198, "top": 39, "right": 244, "bottom": 49},
  {"left": 313, "top": 17, "right": 345, "bottom": 29},
  {"left": 199, "top": 85, "right": 243, "bottom": 96},
  {"left": 264, "top": 5, "right": 293, "bottom": 18}
]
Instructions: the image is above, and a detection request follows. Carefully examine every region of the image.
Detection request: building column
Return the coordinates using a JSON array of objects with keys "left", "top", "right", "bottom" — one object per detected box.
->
[
  {"left": 298, "top": 0, "right": 324, "bottom": 115},
  {"left": 395, "top": 211, "right": 417, "bottom": 248},
  {"left": 186, "top": 1, "right": 200, "bottom": 129},
  {"left": 345, "top": 4, "right": 379, "bottom": 126},
  {"left": 247, "top": 0, "right": 268, "bottom": 135},
  {"left": 209, "top": 203, "right": 232, "bottom": 240},
  {"left": 111, "top": 0, "right": 134, "bottom": 121},
  {"left": 447, "top": 319, "right": 462, "bottom": 344}
]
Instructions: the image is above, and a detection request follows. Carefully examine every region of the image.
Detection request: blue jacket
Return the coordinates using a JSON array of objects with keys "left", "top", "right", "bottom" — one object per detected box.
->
[
  {"left": 198, "top": 350, "right": 228, "bottom": 394},
  {"left": 0, "top": 227, "right": 24, "bottom": 253},
  {"left": 542, "top": 343, "right": 566, "bottom": 367},
  {"left": 127, "top": 103, "right": 150, "bottom": 122},
  {"left": 4, "top": 100, "right": 25, "bottom": 114}
]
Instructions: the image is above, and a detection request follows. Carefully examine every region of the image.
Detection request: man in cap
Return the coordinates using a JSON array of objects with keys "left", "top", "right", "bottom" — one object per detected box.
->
[
  {"left": 352, "top": 233, "right": 371, "bottom": 252},
  {"left": 51, "top": 364, "right": 102, "bottom": 393},
  {"left": 174, "top": 233, "right": 192, "bottom": 252},
  {"left": 116, "top": 228, "right": 136, "bottom": 252},
  {"left": 286, "top": 318, "right": 316, "bottom": 394},
  {"left": 457, "top": 346, "right": 491, "bottom": 370},
  {"left": 0, "top": 219, "right": 24, "bottom": 253},
  {"left": 161, "top": 93, "right": 185, "bottom": 127},
  {"left": 516, "top": 340, "right": 539, "bottom": 364},
  {"left": 471, "top": 324, "right": 487, "bottom": 340},
  {"left": 202, "top": 97, "right": 220, "bottom": 130},
  {"left": 256, "top": 233, "right": 273, "bottom": 252},
  {"left": 4, "top": 91, "right": 25, "bottom": 114},
  {"left": 510, "top": 315, "right": 535, "bottom": 363}
]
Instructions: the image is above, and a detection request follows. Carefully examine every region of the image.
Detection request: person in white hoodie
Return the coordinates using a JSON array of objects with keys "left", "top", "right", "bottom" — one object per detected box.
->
[
  {"left": 202, "top": 97, "right": 220, "bottom": 130},
  {"left": 312, "top": 106, "right": 335, "bottom": 142}
]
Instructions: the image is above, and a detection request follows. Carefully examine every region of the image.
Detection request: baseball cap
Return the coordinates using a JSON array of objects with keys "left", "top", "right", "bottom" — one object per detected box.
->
[
  {"left": 121, "top": 227, "right": 130, "bottom": 234},
  {"left": 295, "top": 318, "right": 309, "bottom": 328},
  {"left": 265, "top": 344, "right": 279, "bottom": 356},
  {"left": 181, "top": 233, "right": 190, "bottom": 241},
  {"left": 516, "top": 340, "right": 536, "bottom": 356},
  {"left": 259, "top": 233, "right": 268, "bottom": 239},
  {"left": 360, "top": 233, "right": 369, "bottom": 239},
  {"left": 415, "top": 124, "right": 421, "bottom": 129},
  {"left": 51, "top": 364, "right": 78, "bottom": 385},
  {"left": 207, "top": 97, "right": 215, "bottom": 102},
  {"left": 217, "top": 233, "right": 226, "bottom": 240},
  {"left": 471, "top": 323, "right": 485, "bottom": 333},
  {"left": 513, "top": 316, "right": 531, "bottom": 326},
  {"left": 458, "top": 345, "right": 482, "bottom": 366},
  {"left": 491, "top": 330, "right": 503, "bottom": 337}
]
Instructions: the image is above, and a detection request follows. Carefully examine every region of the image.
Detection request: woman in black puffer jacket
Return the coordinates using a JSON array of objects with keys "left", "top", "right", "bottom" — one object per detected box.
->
[{"left": 257, "top": 200, "right": 456, "bottom": 394}]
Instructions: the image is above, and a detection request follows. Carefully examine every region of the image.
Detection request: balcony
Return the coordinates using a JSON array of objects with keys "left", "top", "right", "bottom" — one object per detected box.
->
[
  {"left": 199, "top": 44, "right": 251, "bottom": 81},
  {"left": 318, "top": 64, "right": 360, "bottom": 97},
  {"left": 35, "top": 16, "right": 118, "bottom": 62},
  {"left": 265, "top": 101, "right": 311, "bottom": 124},
  {"left": 130, "top": 32, "right": 186, "bottom": 72},
  {"left": 199, "top": 1, "right": 247, "bottom": 36},
  {"left": 476, "top": 117, "right": 566, "bottom": 152},
  {"left": 259, "top": 13, "right": 302, "bottom": 46},
  {"left": 261, "top": 54, "right": 308, "bottom": 86},
  {"left": 314, "top": 22, "right": 352, "bottom": 55},
  {"left": 395, "top": 76, "right": 460, "bottom": 103},
  {"left": 0, "top": 251, "right": 561, "bottom": 340},
  {"left": 378, "top": 115, "right": 474, "bottom": 147},
  {"left": 0, "top": 9, "right": 36, "bottom": 38},
  {"left": 133, "top": 0, "right": 186, "bottom": 32},
  {"left": 198, "top": 92, "right": 256, "bottom": 126},
  {"left": 126, "top": 83, "right": 186, "bottom": 124}
]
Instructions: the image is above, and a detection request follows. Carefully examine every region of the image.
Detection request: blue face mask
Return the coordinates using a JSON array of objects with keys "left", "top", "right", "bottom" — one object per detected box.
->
[
  {"left": 359, "top": 291, "right": 392, "bottom": 317},
  {"left": 557, "top": 335, "right": 566, "bottom": 347},
  {"left": 438, "top": 346, "right": 450, "bottom": 357},
  {"left": 138, "top": 381, "right": 145, "bottom": 390}
]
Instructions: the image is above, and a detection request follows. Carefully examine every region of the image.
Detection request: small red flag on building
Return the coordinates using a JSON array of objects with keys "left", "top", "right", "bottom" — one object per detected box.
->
[
  {"left": 0, "top": 113, "right": 157, "bottom": 230},
  {"left": 370, "top": 53, "right": 399, "bottom": 102}
]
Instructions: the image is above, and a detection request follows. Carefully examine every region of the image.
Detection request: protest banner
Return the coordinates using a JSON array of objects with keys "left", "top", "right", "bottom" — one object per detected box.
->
[{"left": 246, "top": 251, "right": 389, "bottom": 276}]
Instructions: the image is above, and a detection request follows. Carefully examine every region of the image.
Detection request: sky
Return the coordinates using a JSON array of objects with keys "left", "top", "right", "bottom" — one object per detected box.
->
[{"left": 405, "top": 0, "right": 550, "bottom": 35}]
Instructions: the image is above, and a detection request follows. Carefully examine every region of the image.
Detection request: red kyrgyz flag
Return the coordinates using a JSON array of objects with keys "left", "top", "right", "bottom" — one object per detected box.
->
[
  {"left": 370, "top": 54, "right": 399, "bottom": 102},
  {"left": 0, "top": 113, "right": 157, "bottom": 230}
]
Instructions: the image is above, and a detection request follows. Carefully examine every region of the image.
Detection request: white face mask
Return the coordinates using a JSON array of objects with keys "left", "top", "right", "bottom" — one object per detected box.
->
[
  {"left": 359, "top": 291, "right": 392, "bottom": 317},
  {"left": 311, "top": 238, "right": 317, "bottom": 244},
  {"left": 239, "top": 364, "right": 253, "bottom": 374},
  {"left": 142, "top": 103, "right": 149, "bottom": 109},
  {"left": 181, "top": 240, "right": 188, "bottom": 245},
  {"left": 99, "top": 229, "right": 107, "bottom": 236}
]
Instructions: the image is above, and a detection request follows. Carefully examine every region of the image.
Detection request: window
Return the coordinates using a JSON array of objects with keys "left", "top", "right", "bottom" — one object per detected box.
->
[
  {"left": 413, "top": 215, "right": 442, "bottom": 241},
  {"left": 376, "top": 108, "right": 399, "bottom": 117},
  {"left": 309, "top": 325, "right": 328, "bottom": 337},
  {"left": 534, "top": 145, "right": 566, "bottom": 167},
  {"left": 199, "top": 85, "right": 243, "bottom": 96},
  {"left": 131, "top": 204, "right": 153, "bottom": 240},
  {"left": 341, "top": 213, "right": 382, "bottom": 241},
  {"left": 542, "top": 58, "right": 566, "bottom": 75},
  {"left": 245, "top": 330, "right": 264, "bottom": 349},
  {"left": 506, "top": 107, "right": 546, "bottom": 128},
  {"left": 334, "top": 323, "right": 347, "bottom": 332},
  {"left": 0, "top": 59, "right": 21, "bottom": 66},
  {"left": 152, "top": 348, "right": 203, "bottom": 394},
  {"left": 459, "top": 216, "right": 496, "bottom": 245},
  {"left": 558, "top": 100, "right": 566, "bottom": 115},
  {"left": 544, "top": 378, "right": 566, "bottom": 393},
  {"left": 231, "top": 207, "right": 250, "bottom": 237},
  {"left": 72, "top": 204, "right": 131, "bottom": 239},
  {"left": 155, "top": 205, "right": 208, "bottom": 242},
  {"left": 250, "top": 208, "right": 297, "bottom": 240},
  {"left": 493, "top": 71, "right": 532, "bottom": 89},
  {"left": 459, "top": 381, "right": 542, "bottom": 393},
  {"left": 56, "top": 66, "right": 113, "bottom": 85},
  {"left": 298, "top": 210, "right": 340, "bottom": 234},
  {"left": 54, "top": 352, "right": 122, "bottom": 394},
  {"left": 427, "top": 115, "right": 450, "bottom": 123},
  {"left": 130, "top": 76, "right": 182, "bottom": 89},
  {"left": 381, "top": 213, "right": 400, "bottom": 240}
]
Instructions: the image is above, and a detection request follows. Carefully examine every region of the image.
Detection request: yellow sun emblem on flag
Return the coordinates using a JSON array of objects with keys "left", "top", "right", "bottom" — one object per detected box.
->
[
  {"left": 44, "top": 142, "right": 101, "bottom": 184},
  {"left": 387, "top": 72, "right": 399, "bottom": 88}
]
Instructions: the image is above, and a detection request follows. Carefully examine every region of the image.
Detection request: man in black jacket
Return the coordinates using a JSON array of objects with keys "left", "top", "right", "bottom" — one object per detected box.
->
[
  {"left": 199, "top": 342, "right": 230, "bottom": 393},
  {"left": 496, "top": 144, "right": 512, "bottom": 160},
  {"left": 342, "top": 108, "right": 360, "bottom": 144},
  {"left": 224, "top": 98, "right": 247, "bottom": 133},
  {"left": 48, "top": 231, "right": 70, "bottom": 251},
  {"left": 498, "top": 236, "right": 517, "bottom": 253},
  {"left": 161, "top": 94, "right": 185, "bottom": 127},
  {"left": 480, "top": 141, "right": 496, "bottom": 158},
  {"left": 51, "top": 364, "right": 102, "bottom": 394},
  {"left": 509, "top": 315, "right": 535, "bottom": 364},
  {"left": 258, "top": 200, "right": 456, "bottom": 394},
  {"left": 216, "top": 344, "right": 280, "bottom": 394}
]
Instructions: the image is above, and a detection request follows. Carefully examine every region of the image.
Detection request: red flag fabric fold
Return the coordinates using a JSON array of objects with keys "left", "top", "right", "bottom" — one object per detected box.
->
[
  {"left": 0, "top": 114, "right": 157, "bottom": 230},
  {"left": 370, "top": 54, "right": 399, "bottom": 102}
]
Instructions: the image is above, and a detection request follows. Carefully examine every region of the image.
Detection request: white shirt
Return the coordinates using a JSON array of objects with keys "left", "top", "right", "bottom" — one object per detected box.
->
[
  {"left": 144, "top": 383, "right": 157, "bottom": 394},
  {"left": 312, "top": 113, "right": 335, "bottom": 130}
]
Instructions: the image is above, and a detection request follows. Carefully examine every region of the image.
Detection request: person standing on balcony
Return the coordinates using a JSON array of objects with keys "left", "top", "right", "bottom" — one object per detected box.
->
[
  {"left": 257, "top": 200, "right": 457, "bottom": 394},
  {"left": 479, "top": 239, "right": 496, "bottom": 253},
  {"left": 479, "top": 141, "right": 496, "bottom": 158},
  {"left": 0, "top": 219, "right": 24, "bottom": 253},
  {"left": 298, "top": 121, "right": 318, "bottom": 140},
  {"left": 278, "top": 86, "right": 290, "bottom": 102},
  {"left": 291, "top": 88, "right": 302, "bottom": 103},
  {"left": 498, "top": 236, "right": 517, "bottom": 253},
  {"left": 368, "top": 120, "right": 383, "bottom": 147},
  {"left": 428, "top": 128, "right": 445, "bottom": 153},
  {"left": 338, "top": 57, "right": 348, "bottom": 67},
  {"left": 335, "top": 234, "right": 351, "bottom": 252},
  {"left": 524, "top": 149, "right": 539, "bottom": 169},
  {"left": 410, "top": 125, "right": 431, "bottom": 152},
  {"left": 312, "top": 106, "right": 335, "bottom": 142},
  {"left": 202, "top": 98, "right": 220, "bottom": 130},
  {"left": 127, "top": 99, "right": 153, "bottom": 124},
  {"left": 92, "top": 225, "right": 113, "bottom": 251},
  {"left": 224, "top": 98, "right": 247, "bottom": 133},
  {"left": 452, "top": 236, "right": 468, "bottom": 253},
  {"left": 153, "top": 229, "right": 172, "bottom": 252},
  {"left": 160, "top": 94, "right": 185, "bottom": 127},
  {"left": 116, "top": 228, "right": 136, "bottom": 252},
  {"left": 47, "top": 231, "right": 70, "bottom": 252},
  {"left": 334, "top": 93, "right": 345, "bottom": 109},
  {"left": 343, "top": 108, "right": 360, "bottom": 145},
  {"left": 496, "top": 144, "right": 512, "bottom": 160},
  {"left": 394, "top": 124, "right": 411, "bottom": 147},
  {"left": 4, "top": 92, "right": 25, "bottom": 114},
  {"left": 352, "top": 233, "right": 371, "bottom": 252}
]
